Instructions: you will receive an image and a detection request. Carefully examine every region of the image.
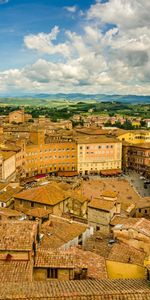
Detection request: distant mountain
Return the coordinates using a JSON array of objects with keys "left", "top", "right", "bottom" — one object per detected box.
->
[{"left": 0, "top": 94, "right": 150, "bottom": 105}]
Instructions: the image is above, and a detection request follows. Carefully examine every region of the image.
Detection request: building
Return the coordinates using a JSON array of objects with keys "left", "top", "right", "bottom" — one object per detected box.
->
[
  {"left": 24, "top": 129, "right": 77, "bottom": 177},
  {"left": 9, "top": 108, "right": 32, "bottom": 124},
  {"left": 0, "top": 186, "right": 22, "bottom": 208},
  {"left": 39, "top": 215, "right": 93, "bottom": 251},
  {"left": 0, "top": 151, "right": 16, "bottom": 182},
  {"left": 117, "top": 130, "right": 150, "bottom": 144},
  {"left": 76, "top": 135, "right": 122, "bottom": 175},
  {"left": 113, "top": 218, "right": 150, "bottom": 254},
  {"left": 88, "top": 191, "right": 121, "bottom": 233},
  {"left": 14, "top": 182, "right": 70, "bottom": 217},
  {"left": 1, "top": 279, "right": 150, "bottom": 299},
  {"left": 123, "top": 143, "right": 150, "bottom": 175}
]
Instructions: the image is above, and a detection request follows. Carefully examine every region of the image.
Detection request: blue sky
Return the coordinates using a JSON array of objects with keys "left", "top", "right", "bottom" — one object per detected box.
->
[
  {"left": 0, "top": 0, "right": 150, "bottom": 95},
  {"left": 0, "top": 0, "right": 97, "bottom": 70}
]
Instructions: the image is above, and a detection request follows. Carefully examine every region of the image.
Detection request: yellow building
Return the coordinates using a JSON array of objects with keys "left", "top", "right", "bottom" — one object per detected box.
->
[{"left": 117, "top": 130, "right": 150, "bottom": 144}]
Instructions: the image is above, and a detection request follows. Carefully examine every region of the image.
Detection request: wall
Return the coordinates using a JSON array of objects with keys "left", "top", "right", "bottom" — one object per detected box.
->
[
  {"left": 106, "top": 260, "right": 145, "bottom": 279},
  {"left": 9, "top": 111, "right": 24, "bottom": 124},
  {"left": 33, "top": 268, "right": 73, "bottom": 281},
  {"left": 88, "top": 207, "right": 111, "bottom": 233},
  {"left": 77, "top": 142, "right": 122, "bottom": 175},
  {"left": 25, "top": 138, "right": 77, "bottom": 177},
  {"left": 0, "top": 250, "right": 30, "bottom": 261},
  {"left": 2, "top": 155, "right": 16, "bottom": 181}
]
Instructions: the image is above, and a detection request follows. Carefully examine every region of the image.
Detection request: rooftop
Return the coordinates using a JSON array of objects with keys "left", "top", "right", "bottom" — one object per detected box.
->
[
  {"left": 88, "top": 198, "right": 116, "bottom": 211},
  {"left": 114, "top": 218, "right": 150, "bottom": 238},
  {"left": 107, "top": 242, "right": 145, "bottom": 266},
  {"left": 39, "top": 215, "right": 89, "bottom": 250},
  {"left": 80, "top": 178, "right": 141, "bottom": 212},
  {"left": 0, "top": 220, "right": 38, "bottom": 251},
  {"left": 0, "top": 186, "right": 23, "bottom": 203},
  {"left": 0, "top": 279, "right": 150, "bottom": 299},
  {"left": 14, "top": 182, "right": 69, "bottom": 206},
  {"left": 0, "top": 261, "right": 33, "bottom": 283}
]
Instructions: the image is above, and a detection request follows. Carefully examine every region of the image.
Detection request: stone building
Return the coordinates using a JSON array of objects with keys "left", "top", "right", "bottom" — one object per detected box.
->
[
  {"left": 14, "top": 182, "right": 70, "bottom": 217},
  {"left": 88, "top": 191, "right": 121, "bottom": 233}
]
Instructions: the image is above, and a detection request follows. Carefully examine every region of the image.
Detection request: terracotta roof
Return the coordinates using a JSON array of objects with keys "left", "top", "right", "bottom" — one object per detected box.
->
[
  {"left": 16, "top": 207, "right": 52, "bottom": 218},
  {"left": 66, "top": 247, "right": 108, "bottom": 279},
  {"left": 88, "top": 198, "right": 116, "bottom": 211},
  {"left": 35, "top": 250, "right": 75, "bottom": 268},
  {"left": 75, "top": 135, "right": 120, "bottom": 144},
  {"left": 0, "top": 279, "right": 150, "bottom": 299},
  {"left": 107, "top": 242, "right": 145, "bottom": 266},
  {"left": 84, "top": 231, "right": 112, "bottom": 258},
  {"left": 110, "top": 216, "right": 139, "bottom": 226},
  {"left": 39, "top": 216, "right": 89, "bottom": 250},
  {"left": 114, "top": 218, "right": 150, "bottom": 238},
  {"left": 0, "top": 220, "right": 38, "bottom": 251},
  {"left": 0, "top": 186, "right": 23, "bottom": 203},
  {"left": 0, "top": 208, "right": 22, "bottom": 218},
  {"left": 14, "top": 182, "right": 69, "bottom": 206},
  {"left": 80, "top": 178, "right": 141, "bottom": 212},
  {"left": 0, "top": 260, "right": 33, "bottom": 283}
]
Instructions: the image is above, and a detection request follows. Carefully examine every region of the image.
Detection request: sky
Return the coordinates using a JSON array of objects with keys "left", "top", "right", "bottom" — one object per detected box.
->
[{"left": 0, "top": 0, "right": 150, "bottom": 95}]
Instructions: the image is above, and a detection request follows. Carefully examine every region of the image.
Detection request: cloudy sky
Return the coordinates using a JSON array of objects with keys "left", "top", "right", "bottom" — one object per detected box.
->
[{"left": 0, "top": 0, "right": 150, "bottom": 95}]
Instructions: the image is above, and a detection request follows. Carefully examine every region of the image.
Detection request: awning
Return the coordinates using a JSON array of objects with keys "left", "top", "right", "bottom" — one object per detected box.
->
[
  {"left": 57, "top": 171, "right": 78, "bottom": 177},
  {"left": 100, "top": 169, "right": 122, "bottom": 176}
]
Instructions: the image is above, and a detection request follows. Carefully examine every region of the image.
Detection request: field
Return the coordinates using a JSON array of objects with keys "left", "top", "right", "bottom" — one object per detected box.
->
[{"left": 0, "top": 96, "right": 150, "bottom": 122}]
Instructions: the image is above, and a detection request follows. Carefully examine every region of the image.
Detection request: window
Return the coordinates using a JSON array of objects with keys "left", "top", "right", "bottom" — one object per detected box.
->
[
  {"left": 96, "top": 226, "right": 100, "bottom": 231},
  {"left": 31, "top": 202, "right": 34, "bottom": 208},
  {"left": 139, "top": 209, "right": 141, "bottom": 213},
  {"left": 145, "top": 209, "right": 148, "bottom": 214},
  {"left": 47, "top": 268, "right": 58, "bottom": 279}
]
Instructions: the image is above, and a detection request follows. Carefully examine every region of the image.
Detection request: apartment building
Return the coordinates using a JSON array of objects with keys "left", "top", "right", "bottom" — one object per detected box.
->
[
  {"left": 76, "top": 136, "right": 122, "bottom": 175},
  {"left": 24, "top": 129, "right": 77, "bottom": 177},
  {"left": 117, "top": 130, "right": 150, "bottom": 144},
  {"left": 122, "top": 143, "right": 150, "bottom": 176}
]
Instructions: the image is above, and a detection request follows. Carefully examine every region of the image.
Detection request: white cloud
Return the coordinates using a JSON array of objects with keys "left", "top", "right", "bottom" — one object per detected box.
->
[
  {"left": 24, "top": 26, "right": 71, "bottom": 57},
  {"left": 64, "top": 6, "right": 77, "bottom": 13},
  {"left": 1, "top": 0, "right": 150, "bottom": 95}
]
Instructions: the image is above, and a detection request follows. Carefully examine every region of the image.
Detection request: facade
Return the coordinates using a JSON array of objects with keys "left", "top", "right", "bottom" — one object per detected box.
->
[
  {"left": 122, "top": 143, "right": 150, "bottom": 175},
  {"left": 76, "top": 136, "right": 122, "bottom": 175},
  {"left": 0, "top": 151, "right": 16, "bottom": 182},
  {"left": 24, "top": 130, "right": 77, "bottom": 177},
  {"left": 88, "top": 193, "right": 121, "bottom": 233},
  {"left": 117, "top": 130, "right": 150, "bottom": 144}
]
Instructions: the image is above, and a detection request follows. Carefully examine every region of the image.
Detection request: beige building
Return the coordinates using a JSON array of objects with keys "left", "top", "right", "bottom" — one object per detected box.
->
[
  {"left": 0, "top": 151, "right": 16, "bottom": 182},
  {"left": 76, "top": 136, "right": 122, "bottom": 175},
  {"left": 88, "top": 191, "right": 121, "bottom": 233}
]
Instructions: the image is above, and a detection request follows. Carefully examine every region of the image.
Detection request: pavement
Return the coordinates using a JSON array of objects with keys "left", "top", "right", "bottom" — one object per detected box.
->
[{"left": 125, "top": 171, "right": 150, "bottom": 198}]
